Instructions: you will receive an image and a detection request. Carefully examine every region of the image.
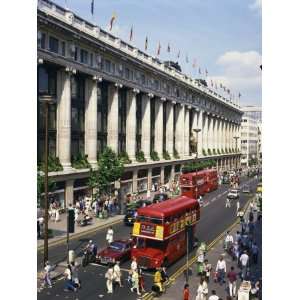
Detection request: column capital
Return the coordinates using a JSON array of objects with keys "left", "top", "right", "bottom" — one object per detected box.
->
[
  {"left": 171, "top": 100, "right": 177, "bottom": 105},
  {"left": 37, "top": 57, "right": 43, "bottom": 65},
  {"left": 195, "top": 108, "right": 200, "bottom": 112},
  {"left": 115, "top": 82, "right": 123, "bottom": 88},
  {"left": 148, "top": 92, "right": 154, "bottom": 98},
  {"left": 187, "top": 105, "right": 192, "bottom": 110},
  {"left": 160, "top": 97, "right": 167, "bottom": 101},
  {"left": 92, "top": 75, "right": 102, "bottom": 82},
  {"left": 132, "top": 88, "right": 140, "bottom": 94},
  {"left": 65, "top": 66, "right": 76, "bottom": 74}
]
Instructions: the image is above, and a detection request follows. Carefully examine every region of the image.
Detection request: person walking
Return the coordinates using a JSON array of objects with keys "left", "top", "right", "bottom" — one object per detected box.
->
[
  {"left": 224, "top": 231, "right": 234, "bottom": 251},
  {"left": 43, "top": 261, "right": 52, "bottom": 288},
  {"left": 215, "top": 256, "right": 226, "bottom": 285},
  {"left": 236, "top": 200, "right": 240, "bottom": 215},
  {"left": 196, "top": 277, "right": 208, "bottom": 300},
  {"left": 131, "top": 270, "right": 140, "bottom": 295},
  {"left": 55, "top": 208, "right": 60, "bottom": 222},
  {"left": 183, "top": 283, "right": 190, "bottom": 300},
  {"left": 138, "top": 268, "right": 146, "bottom": 293},
  {"left": 203, "top": 259, "right": 212, "bottom": 283},
  {"left": 131, "top": 257, "right": 138, "bottom": 273},
  {"left": 208, "top": 290, "right": 219, "bottom": 300},
  {"left": 239, "top": 250, "right": 249, "bottom": 280},
  {"left": 105, "top": 266, "right": 114, "bottom": 294},
  {"left": 71, "top": 261, "right": 81, "bottom": 289},
  {"left": 106, "top": 226, "right": 114, "bottom": 245},
  {"left": 37, "top": 219, "right": 41, "bottom": 239},
  {"left": 225, "top": 197, "right": 231, "bottom": 208},
  {"left": 113, "top": 261, "right": 123, "bottom": 287},
  {"left": 153, "top": 268, "right": 163, "bottom": 293},
  {"left": 251, "top": 242, "right": 259, "bottom": 265},
  {"left": 227, "top": 266, "right": 237, "bottom": 298}
]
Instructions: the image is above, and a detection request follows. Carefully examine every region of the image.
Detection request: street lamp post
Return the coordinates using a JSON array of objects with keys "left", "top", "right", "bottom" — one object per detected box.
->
[
  {"left": 233, "top": 136, "right": 240, "bottom": 170},
  {"left": 39, "top": 95, "right": 53, "bottom": 266}
]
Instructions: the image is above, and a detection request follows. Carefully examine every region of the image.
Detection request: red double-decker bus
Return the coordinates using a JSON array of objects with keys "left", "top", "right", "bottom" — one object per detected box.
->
[
  {"left": 180, "top": 169, "right": 218, "bottom": 199},
  {"left": 131, "top": 196, "right": 200, "bottom": 269}
]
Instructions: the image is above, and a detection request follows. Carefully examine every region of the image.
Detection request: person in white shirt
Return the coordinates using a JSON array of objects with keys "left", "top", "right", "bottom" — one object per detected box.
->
[
  {"left": 208, "top": 289, "right": 219, "bottom": 300},
  {"left": 239, "top": 250, "right": 249, "bottom": 279},
  {"left": 43, "top": 261, "right": 52, "bottom": 288},
  {"left": 196, "top": 277, "right": 208, "bottom": 300},
  {"left": 215, "top": 256, "right": 226, "bottom": 285},
  {"left": 106, "top": 226, "right": 114, "bottom": 245},
  {"left": 225, "top": 197, "right": 231, "bottom": 208},
  {"left": 224, "top": 231, "right": 234, "bottom": 251},
  {"left": 236, "top": 200, "right": 240, "bottom": 214},
  {"left": 113, "top": 262, "right": 123, "bottom": 287},
  {"left": 131, "top": 257, "right": 138, "bottom": 272}
]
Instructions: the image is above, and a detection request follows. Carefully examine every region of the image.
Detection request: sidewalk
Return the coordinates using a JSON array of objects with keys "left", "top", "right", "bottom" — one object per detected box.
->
[{"left": 160, "top": 205, "right": 262, "bottom": 300}]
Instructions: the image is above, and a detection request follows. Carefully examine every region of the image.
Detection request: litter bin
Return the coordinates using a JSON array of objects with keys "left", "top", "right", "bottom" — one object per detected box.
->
[{"left": 68, "top": 250, "right": 75, "bottom": 264}]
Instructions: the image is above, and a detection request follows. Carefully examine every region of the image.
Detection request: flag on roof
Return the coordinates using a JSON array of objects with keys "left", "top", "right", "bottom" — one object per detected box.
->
[
  {"left": 238, "top": 92, "right": 241, "bottom": 98},
  {"left": 91, "top": 0, "right": 94, "bottom": 16},
  {"left": 167, "top": 43, "right": 170, "bottom": 53},
  {"left": 211, "top": 80, "right": 213, "bottom": 87},
  {"left": 129, "top": 26, "right": 133, "bottom": 41},
  {"left": 205, "top": 69, "right": 208, "bottom": 77},
  {"left": 109, "top": 12, "right": 117, "bottom": 31},
  {"left": 192, "top": 58, "right": 197, "bottom": 68},
  {"left": 157, "top": 41, "right": 161, "bottom": 56},
  {"left": 177, "top": 50, "right": 180, "bottom": 59},
  {"left": 198, "top": 67, "right": 201, "bottom": 74},
  {"left": 145, "top": 36, "right": 148, "bottom": 51}
]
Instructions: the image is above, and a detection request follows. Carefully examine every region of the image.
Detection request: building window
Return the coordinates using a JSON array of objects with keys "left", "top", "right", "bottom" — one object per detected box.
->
[
  {"left": 118, "top": 89, "right": 127, "bottom": 154},
  {"left": 61, "top": 41, "right": 66, "bottom": 56},
  {"left": 97, "top": 82, "right": 108, "bottom": 154},
  {"left": 111, "top": 62, "right": 116, "bottom": 74},
  {"left": 105, "top": 59, "right": 111, "bottom": 73},
  {"left": 74, "top": 47, "right": 79, "bottom": 61},
  {"left": 49, "top": 36, "right": 59, "bottom": 53},
  {"left": 141, "top": 74, "right": 145, "bottom": 85},
  {"left": 125, "top": 68, "right": 130, "bottom": 79},
  {"left": 71, "top": 75, "right": 85, "bottom": 159},
  {"left": 80, "top": 49, "right": 88, "bottom": 64},
  {"left": 90, "top": 53, "right": 94, "bottom": 67},
  {"left": 38, "top": 66, "right": 56, "bottom": 96},
  {"left": 40, "top": 32, "right": 46, "bottom": 49}
]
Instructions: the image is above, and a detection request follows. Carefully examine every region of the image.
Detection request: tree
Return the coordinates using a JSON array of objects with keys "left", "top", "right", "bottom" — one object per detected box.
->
[
  {"left": 37, "top": 172, "right": 57, "bottom": 208},
  {"left": 96, "top": 147, "right": 124, "bottom": 195}
]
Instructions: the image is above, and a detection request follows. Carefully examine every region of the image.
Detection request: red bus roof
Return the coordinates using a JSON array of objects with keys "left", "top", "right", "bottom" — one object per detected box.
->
[
  {"left": 137, "top": 195, "right": 199, "bottom": 219},
  {"left": 180, "top": 169, "right": 217, "bottom": 178}
]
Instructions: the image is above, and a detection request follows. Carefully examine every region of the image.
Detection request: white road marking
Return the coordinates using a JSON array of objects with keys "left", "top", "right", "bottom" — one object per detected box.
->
[
  {"left": 203, "top": 203, "right": 210, "bottom": 207},
  {"left": 211, "top": 198, "right": 216, "bottom": 202}
]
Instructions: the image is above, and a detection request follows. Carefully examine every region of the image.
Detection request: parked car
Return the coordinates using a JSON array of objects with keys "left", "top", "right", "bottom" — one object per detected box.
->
[
  {"left": 227, "top": 189, "right": 239, "bottom": 199},
  {"left": 242, "top": 184, "right": 251, "bottom": 193},
  {"left": 96, "top": 239, "right": 134, "bottom": 265},
  {"left": 124, "top": 200, "right": 152, "bottom": 226},
  {"left": 152, "top": 193, "right": 169, "bottom": 203}
]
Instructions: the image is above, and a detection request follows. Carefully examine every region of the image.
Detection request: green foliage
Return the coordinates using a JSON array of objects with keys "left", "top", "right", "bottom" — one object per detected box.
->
[
  {"left": 135, "top": 150, "right": 146, "bottom": 162},
  {"left": 150, "top": 151, "right": 160, "bottom": 161},
  {"left": 38, "top": 155, "right": 63, "bottom": 172},
  {"left": 182, "top": 159, "right": 217, "bottom": 173},
  {"left": 173, "top": 148, "right": 180, "bottom": 159},
  {"left": 163, "top": 150, "right": 171, "bottom": 160},
  {"left": 87, "top": 168, "right": 98, "bottom": 201},
  {"left": 37, "top": 172, "right": 57, "bottom": 208},
  {"left": 72, "top": 152, "right": 91, "bottom": 169},
  {"left": 96, "top": 147, "right": 124, "bottom": 193},
  {"left": 202, "top": 149, "right": 207, "bottom": 156},
  {"left": 118, "top": 151, "right": 132, "bottom": 164},
  {"left": 207, "top": 148, "right": 212, "bottom": 156}
]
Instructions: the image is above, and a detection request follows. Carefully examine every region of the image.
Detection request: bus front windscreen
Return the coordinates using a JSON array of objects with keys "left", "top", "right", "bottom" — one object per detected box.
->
[{"left": 145, "top": 239, "right": 166, "bottom": 251}]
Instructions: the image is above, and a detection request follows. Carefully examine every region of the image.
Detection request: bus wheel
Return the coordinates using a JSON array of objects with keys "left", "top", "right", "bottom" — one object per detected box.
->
[{"left": 162, "top": 258, "right": 169, "bottom": 268}]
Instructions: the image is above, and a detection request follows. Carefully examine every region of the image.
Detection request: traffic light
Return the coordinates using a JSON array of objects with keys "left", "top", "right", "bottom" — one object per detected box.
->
[{"left": 68, "top": 209, "right": 75, "bottom": 233}]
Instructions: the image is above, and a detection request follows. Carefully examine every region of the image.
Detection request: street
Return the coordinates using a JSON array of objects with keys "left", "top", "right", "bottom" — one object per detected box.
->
[{"left": 37, "top": 176, "right": 259, "bottom": 300}]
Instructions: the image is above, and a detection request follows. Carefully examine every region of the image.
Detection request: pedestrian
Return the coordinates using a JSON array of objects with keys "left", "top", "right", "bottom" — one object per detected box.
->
[
  {"left": 235, "top": 231, "right": 241, "bottom": 244},
  {"left": 236, "top": 200, "right": 240, "bottom": 215},
  {"left": 208, "top": 290, "right": 219, "bottom": 300},
  {"left": 161, "top": 267, "right": 169, "bottom": 283},
  {"left": 224, "top": 231, "right": 234, "bottom": 251},
  {"left": 225, "top": 197, "right": 231, "bottom": 208},
  {"left": 106, "top": 226, "right": 114, "bottom": 245},
  {"left": 55, "top": 208, "right": 60, "bottom": 222},
  {"left": 239, "top": 250, "right": 249, "bottom": 279},
  {"left": 233, "top": 242, "right": 240, "bottom": 261},
  {"left": 113, "top": 261, "right": 123, "bottom": 287},
  {"left": 227, "top": 266, "right": 237, "bottom": 298},
  {"left": 105, "top": 266, "right": 114, "bottom": 294},
  {"left": 196, "top": 277, "right": 208, "bottom": 300},
  {"left": 153, "top": 268, "right": 163, "bottom": 293},
  {"left": 38, "top": 216, "right": 44, "bottom": 235},
  {"left": 183, "top": 283, "right": 190, "bottom": 300},
  {"left": 75, "top": 207, "right": 80, "bottom": 223},
  {"left": 138, "top": 268, "right": 146, "bottom": 293},
  {"left": 131, "top": 257, "right": 138, "bottom": 272},
  {"left": 215, "top": 256, "right": 226, "bottom": 285},
  {"left": 71, "top": 261, "right": 81, "bottom": 289},
  {"left": 64, "top": 264, "right": 77, "bottom": 292},
  {"left": 203, "top": 259, "right": 212, "bottom": 283},
  {"left": 43, "top": 261, "right": 52, "bottom": 288},
  {"left": 131, "top": 270, "right": 141, "bottom": 295},
  {"left": 251, "top": 242, "right": 259, "bottom": 265},
  {"left": 37, "top": 219, "right": 41, "bottom": 239},
  {"left": 147, "top": 189, "right": 151, "bottom": 200}
]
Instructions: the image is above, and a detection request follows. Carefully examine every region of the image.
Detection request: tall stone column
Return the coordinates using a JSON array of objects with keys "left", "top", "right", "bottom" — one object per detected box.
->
[
  {"left": 154, "top": 98, "right": 163, "bottom": 158},
  {"left": 175, "top": 104, "right": 185, "bottom": 158},
  {"left": 217, "top": 118, "right": 221, "bottom": 153},
  {"left": 207, "top": 115, "right": 213, "bottom": 154},
  {"left": 212, "top": 117, "right": 217, "bottom": 153},
  {"left": 184, "top": 106, "right": 190, "bottom": 157},
  {"left": 84, "top": 77, "right": 98, "bottom": 166},
  {"left": 225, "top": 121, "right": 229, "bottom": 151},
  {"left": 107, "top": 83, "right": 120, "bottom": 153},
  {"left": 141, "top": 94, "right": 151, "bottom": 160},
  {"left": 57, "top": 69, "right": 72, "bottom": 169},
  {"left": 160, "top": 167, "right": 165, "bottom": 185},
  {"left": 166, "top": 101, "right": 174, "bottom": 157},
  {"left": 170, "top": 165, "right": 175, "bottom": 182},
  {"left": 65, "top": 179, "right": 74, "bottom": 206},
  {"left": 126, "top": 89, "right": 139, "bottom": 161},
  {"left": 197, "top": 110, "right": 203, "bottom": 157},
  {"left": 202, "top": 113, "right": 208, "bottom": 154},
  {"left": 147, "top": 168, "right": 152, "bottom": 190}
]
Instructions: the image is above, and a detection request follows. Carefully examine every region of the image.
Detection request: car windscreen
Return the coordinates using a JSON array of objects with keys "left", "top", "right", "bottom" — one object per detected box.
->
[{"left": 109, "top": 242, "right": 125, "bottom": 251}]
